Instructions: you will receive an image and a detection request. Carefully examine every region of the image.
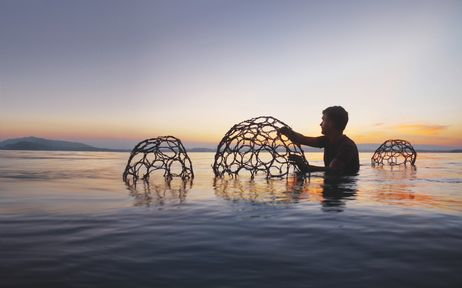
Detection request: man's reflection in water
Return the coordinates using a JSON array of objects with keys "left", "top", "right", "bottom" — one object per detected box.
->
[
  {"left": 285, "top": 174, "right": 358, "bottom": 212},
  {"left": 213, "top": 174, "right": 358, "bottom": 212},
  {"left": 125, "top": 178, "right": 193, "bottom": 207},
  {"left": 319, "top": 175, "right": 358, "bottom": 212}
]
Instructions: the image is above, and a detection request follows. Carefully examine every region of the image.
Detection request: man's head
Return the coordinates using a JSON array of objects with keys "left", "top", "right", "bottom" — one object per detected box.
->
[{"left": 320, "top": 106, "right": 349, "bottom": 135}]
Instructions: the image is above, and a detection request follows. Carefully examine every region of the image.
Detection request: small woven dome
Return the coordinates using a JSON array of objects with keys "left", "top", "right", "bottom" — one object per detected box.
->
[
  {"left": 123, "top": 136, "right": 194, "bottom": 182},
  {"left": 371, "top": 139, "right": 417, "bottom": 166}
]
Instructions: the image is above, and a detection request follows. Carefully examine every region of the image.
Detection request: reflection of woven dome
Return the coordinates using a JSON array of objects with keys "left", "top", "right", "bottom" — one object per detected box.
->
[
  {"left": 371, "top": 139, "right": 417, "bottom": 166},
  {"left": 126, "top": 179, "right": 191, "bottom": 206},
  {"left": 123, "top": 136, "right": 194, "bottom": 183},
  {"left": 212, "top": 116, "right": 308, "bottom": 178},
  {"left": 213, "top": 177, "right": 306, "bottom": 204}
]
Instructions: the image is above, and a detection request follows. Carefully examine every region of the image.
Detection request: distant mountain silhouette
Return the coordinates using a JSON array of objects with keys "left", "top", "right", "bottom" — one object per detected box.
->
[
  {"left": 188, "top": 147, "right": 216, "bottom": 152},
  {"left": 0, "top": 136, "right": 111, "bottom": 152}
]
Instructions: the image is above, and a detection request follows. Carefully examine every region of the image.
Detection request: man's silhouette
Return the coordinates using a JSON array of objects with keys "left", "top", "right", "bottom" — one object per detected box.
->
[{"left": 279, "top": 106, "right": 360, "bottom": 175}]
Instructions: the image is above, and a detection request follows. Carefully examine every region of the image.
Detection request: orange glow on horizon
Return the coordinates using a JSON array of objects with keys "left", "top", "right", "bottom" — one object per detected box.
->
[
  {"left": 394, "top": 124, "right": 449, "bottom": 136},
  {"left": 1, "top": 118, "right": 461, "bottom": 147},
  {"left": 348, "top": 123, "right": 462, "bottom": 147}
]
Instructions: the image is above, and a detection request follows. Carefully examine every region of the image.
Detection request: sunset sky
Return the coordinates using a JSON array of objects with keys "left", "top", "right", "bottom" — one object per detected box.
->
[{"left": 1, "top": 0, "right": 461, "bottom": 149}]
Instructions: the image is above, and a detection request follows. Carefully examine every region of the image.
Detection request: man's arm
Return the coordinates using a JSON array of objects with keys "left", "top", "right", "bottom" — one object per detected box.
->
[
  {"left": 291, "top": 163, "right": 336, "bottom": 174},
  {"left": 288, "top": 154, "right": 345, "bottom": 174},
  {"left": 278, "top": 126, "right": 324, "bottom": 148},
  {"left": 315, "top": 147, "right": 351, "bottom": 174},
  {"left": 306, "top": 161, "right": 344, "bottom": 174}
]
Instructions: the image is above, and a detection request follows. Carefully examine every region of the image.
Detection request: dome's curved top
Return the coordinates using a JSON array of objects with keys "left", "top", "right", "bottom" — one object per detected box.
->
[
  {"left": 213, "top": 116, "right": 308, "bottom": 178},
  {"left": 123, "top": 136, "right": 194, "bottom": 183},
  {"left": 371, "top": 139, "right": 417, "bottom": 166}
]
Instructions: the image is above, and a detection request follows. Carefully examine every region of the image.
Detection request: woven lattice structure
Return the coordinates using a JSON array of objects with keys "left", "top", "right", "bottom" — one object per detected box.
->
[
  {"left": 371, "top": 139, "right": 417, "bottom": 166},
  {"left": 123, "top": 136, "right": 194, "bottom": 182},
  {"left": 212, "top": 116, "right": 308, "bottom": 178}
]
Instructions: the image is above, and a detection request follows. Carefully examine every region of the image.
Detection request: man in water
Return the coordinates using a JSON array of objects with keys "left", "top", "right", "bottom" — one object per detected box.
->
[{"left": 278, "top": 106, "right": 360, "bottom": 175}]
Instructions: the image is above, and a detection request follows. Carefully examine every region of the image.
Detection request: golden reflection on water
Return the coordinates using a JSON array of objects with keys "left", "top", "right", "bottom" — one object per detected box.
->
[
  {"left": 369, "top": 165, "right": 421, "bottom": 205},
  {"left": 212, "top": 175, "right": 358, "bottom": 212},
  {"left": 364, "top": 165, "right": 462, "bottom": 211},
  {"left": 123, "top": 157, "right": 462, "bottom": 213},
  {"left": 1, "top": 151, "right": 461, "bottom": 214}
]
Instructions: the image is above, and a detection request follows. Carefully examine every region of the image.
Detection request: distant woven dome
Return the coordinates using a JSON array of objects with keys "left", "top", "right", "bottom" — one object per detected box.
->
[
  {"left": 371, "top": 139, "right": 417, "bottom": 166},
  {"left": 123, "top": 136, "right": 194, "bottom": 183},
  {"left": 212, "top": 116, "right": 308, "bottom": 178}
]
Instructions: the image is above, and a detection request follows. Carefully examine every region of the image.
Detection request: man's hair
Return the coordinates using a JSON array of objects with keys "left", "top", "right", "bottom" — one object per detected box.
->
[{"left": 322, "top": 106, "right": 349, "bottom": 131}]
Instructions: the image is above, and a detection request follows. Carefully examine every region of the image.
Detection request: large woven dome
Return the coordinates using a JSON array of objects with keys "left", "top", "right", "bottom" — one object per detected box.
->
[{"left": 212, "top": 116, "right": 308, "bottom": 178}]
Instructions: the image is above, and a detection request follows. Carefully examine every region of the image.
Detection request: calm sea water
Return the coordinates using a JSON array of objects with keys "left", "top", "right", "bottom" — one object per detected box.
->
[{"left": 0, "top": 150, "right": 461, "bottom": 287}]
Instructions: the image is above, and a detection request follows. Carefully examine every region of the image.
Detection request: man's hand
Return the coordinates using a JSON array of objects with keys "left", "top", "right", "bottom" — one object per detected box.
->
[
  {"left": 278, "top": 126, "right": 294, "bottom": 139},
  {"left": 278, "top": 126, "right": 323, "bottom": 148},
  {"left": 289, "top": 154, "right": 329, "bottom": 173},
  {"left": 288, "top": 154, "right": 309, "bottom": 172}
]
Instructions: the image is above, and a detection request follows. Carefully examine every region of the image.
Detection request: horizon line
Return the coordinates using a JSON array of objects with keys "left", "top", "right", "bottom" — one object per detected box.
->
[{"left": 1, "top": 135, "right": 461, "bottom": 151}]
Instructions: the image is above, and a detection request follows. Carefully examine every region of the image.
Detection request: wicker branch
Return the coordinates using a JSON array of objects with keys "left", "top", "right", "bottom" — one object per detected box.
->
[
  {"left": 212, "top": 116, "right": 309, "bottom": 178},
  {"left": 123, "top": 136, "right": 194, "bottom": 183},
  {"left": 371, "top": 139, "right": 417, "bottom": 166}
]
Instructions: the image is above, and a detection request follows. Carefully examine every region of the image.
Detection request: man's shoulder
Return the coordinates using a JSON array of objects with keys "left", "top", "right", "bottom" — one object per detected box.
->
[
  {"left": 341, "top": 135, "right": 359, "bottom": 150},
  {"left": 343, "top": 135, "right": 357, "bottom": 144}
]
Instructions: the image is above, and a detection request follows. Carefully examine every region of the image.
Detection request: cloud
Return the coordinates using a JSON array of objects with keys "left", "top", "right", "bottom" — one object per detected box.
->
[{"left": 393, "top": 123, "right": 449, "bottom": 136}]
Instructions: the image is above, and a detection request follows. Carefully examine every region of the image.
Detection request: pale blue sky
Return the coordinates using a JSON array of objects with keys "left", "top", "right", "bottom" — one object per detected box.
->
[{"left": 1, "top": 0, "right": 461, "bottom": 148}]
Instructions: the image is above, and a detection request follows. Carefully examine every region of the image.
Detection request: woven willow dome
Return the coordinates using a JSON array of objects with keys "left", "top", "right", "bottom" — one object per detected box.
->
[
  {"left": 371, "top": 139, "right": 417, "bottom": 166},
  {"left": 213, "top": 116, "right": 308, "bottom": 178},
  {"left": 123, "top": 136, "right": 194, "bottom": 183}
]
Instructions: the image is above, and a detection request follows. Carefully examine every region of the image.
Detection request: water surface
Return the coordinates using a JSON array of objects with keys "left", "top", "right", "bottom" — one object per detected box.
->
[{"left": 1, "top": 151, "right": 461, "bottom": 287}]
